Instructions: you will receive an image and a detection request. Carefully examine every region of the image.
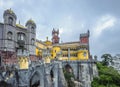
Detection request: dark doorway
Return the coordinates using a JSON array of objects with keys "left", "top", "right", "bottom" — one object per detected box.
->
[
  {"left": 50, "top": 69, "right": 54, "bottom": 82},
  {"left": 30, "top": 72, "right": 40, "bottom": 87}
]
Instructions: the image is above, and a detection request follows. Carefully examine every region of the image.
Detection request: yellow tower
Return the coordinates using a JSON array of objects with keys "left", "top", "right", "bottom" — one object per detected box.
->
[
  {"left": 51, "top": 46, "right": 61, "bottom": 59},
  {"left": 77, "top": 46, "right": 89, "bottom": 60}
]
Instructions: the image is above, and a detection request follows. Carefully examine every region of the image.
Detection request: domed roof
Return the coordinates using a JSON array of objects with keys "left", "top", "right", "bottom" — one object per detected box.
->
[
  {"left": 3, "top": 8, "right": 17, "bottom": 19},
  {"left": 25, "top": 19, "right": 36, "bottom": 27}
]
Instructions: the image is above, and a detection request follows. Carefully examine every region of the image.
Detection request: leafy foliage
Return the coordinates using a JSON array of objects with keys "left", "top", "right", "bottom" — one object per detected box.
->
[
  {"left": 92, "top": 62, "right": 120, "bottom": 87},
  {"left": 101, "top": 54, "right": 112, "bottom": 66}
]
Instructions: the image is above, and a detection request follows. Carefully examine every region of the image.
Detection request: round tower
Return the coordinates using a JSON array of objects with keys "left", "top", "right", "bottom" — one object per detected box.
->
[
  {"left": 3, "top": 8, "right": 17, "bottom": 26},
  {"left": 25, "top": 19, "right": 36, "bottom": 33},
  {"left": 25, "top": 19, "right": 36, "bottom": 55}
]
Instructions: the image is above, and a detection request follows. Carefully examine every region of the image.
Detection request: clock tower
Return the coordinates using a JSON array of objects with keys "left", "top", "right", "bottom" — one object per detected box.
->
[{"left": 52, "top": 28, "right": 60, "bottom": 44}]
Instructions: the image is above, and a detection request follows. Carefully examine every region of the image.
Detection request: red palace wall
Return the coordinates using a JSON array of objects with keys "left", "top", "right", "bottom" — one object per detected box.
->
[
  {"left": 80, "top": 37, "right": 89, "bottom": 43},
  {"left": 0, "top": 50, "right": 18, "bottom": 65}
]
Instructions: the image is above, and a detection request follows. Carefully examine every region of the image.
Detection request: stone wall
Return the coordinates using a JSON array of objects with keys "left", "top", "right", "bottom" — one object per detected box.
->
[{"left": 0, "top": 60, "right": 98, "bottom": 87}]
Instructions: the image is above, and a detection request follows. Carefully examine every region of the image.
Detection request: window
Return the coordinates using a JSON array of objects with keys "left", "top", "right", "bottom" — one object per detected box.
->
[
  {"left": 83, "top": 52, "right": 87, "bottom": 57},
  {"left": 7, "top": 31, "right": 12, "bottom": 40},
  {"left": 31, "top": 38, "right": 35, "bottom": 45},
  {"left": 17, "top": 33, "right": 25, "bottom": 41},
  {"left": 8, "top": 17, "right": 13, "bottom": 25},
  {"left": 31, "top": 26, "right": 35, "bottom": 33}
]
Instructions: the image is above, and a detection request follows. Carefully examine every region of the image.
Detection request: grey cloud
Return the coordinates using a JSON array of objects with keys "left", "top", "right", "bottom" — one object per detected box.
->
[{"left": 0, "top": 0, "right": 120, "bottom": 59}]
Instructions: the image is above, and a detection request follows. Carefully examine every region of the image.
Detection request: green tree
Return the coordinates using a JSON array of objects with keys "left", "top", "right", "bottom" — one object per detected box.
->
[
  {"left": 92, "top": 62, "right": 120, "bottom": 87},
  {"left": 101, "top": 54, "right": 112, "bottom": 66}
]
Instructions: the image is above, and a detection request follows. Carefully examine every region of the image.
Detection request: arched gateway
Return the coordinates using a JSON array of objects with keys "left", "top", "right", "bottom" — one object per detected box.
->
[{"left": 30, "top": 71, "right": 40, "bottom": 87}]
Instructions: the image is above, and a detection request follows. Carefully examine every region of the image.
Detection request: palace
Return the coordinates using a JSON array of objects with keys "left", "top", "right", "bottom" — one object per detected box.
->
[
  {"left": 36, "top": 29, "right": 90, "bottom": 62},
  {"left": 0, "top": 9, "right": 98, "bottom": 87}
]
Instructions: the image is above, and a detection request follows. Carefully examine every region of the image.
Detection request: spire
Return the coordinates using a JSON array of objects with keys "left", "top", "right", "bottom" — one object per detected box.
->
[
  {"left": 46, "top": 36, "right": 48, "bottom": 41},
  {"left": 87, "top": 29, "right": 90, "bottom": 37}
]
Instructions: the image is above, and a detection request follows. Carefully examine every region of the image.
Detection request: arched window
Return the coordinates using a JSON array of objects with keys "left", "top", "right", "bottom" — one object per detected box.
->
[
  {"left": 83, "top": 52, "right": 87, "bottom": 57},
  {"left": 31, "top": 38, "right": 35, "bottom": 45},
  {"left": 8, "top": 17, "right": 13, "bottom": 25},
  {"left": 17, "top": 33, "right": 26, "bottom": 41},
  {"left": 31, "top": 26, "right": 35, "bottom": 33},
  {"left": 50, "top": 70, "right": 54, "bottom": 82},
  {"left": 7, "top": 31, "right": 12, "bottom": 40}
]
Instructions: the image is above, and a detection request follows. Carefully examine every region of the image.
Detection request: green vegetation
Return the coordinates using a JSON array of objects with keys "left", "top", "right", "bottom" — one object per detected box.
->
[
  {"left": 63, "top": 68, "right": 75, "bottom": 87},
  {"left": 92, "top": 54, "right": 120, "bottom": 87}
]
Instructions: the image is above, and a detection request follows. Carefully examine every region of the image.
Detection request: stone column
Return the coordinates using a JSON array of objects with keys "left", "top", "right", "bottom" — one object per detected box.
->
[
  {"left": 58, "top": 62, "right": 68, "bottom": 87},
  {"left": 44, "top": 64, "right": 51, "bottom": 87},
  {"left": 68, "top": 48, "right": 70, "bottom": 61},
  {"left": 40, "top": 64, "right": 45, "bottom": 87},
  {"left": 54, "top": 63, "right": 58, "bottom": 87}
]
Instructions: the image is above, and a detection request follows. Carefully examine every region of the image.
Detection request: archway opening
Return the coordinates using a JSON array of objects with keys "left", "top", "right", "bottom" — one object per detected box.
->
[
  {"left": 30, "top": 72, "right": 40, "bottom": 87},
  {"left": 50, "top": 69, "right": 54, "bottom": 82},
  {"left": 63, "top": 64, "right": 75, "bottom": 87},
  {"left": 65, "top": 64, "right": 73, "bottom": 73}
]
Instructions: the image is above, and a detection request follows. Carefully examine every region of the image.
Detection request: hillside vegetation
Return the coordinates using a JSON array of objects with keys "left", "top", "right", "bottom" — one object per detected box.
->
[{"left": 92, "top": 62, "right": 120, "bottom": 87}]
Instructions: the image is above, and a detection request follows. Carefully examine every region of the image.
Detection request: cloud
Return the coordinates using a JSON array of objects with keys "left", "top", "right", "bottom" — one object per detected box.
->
[
  {"left": 93, "top": 15, "right": 116, "bottom": 37},
  {"left": 0, "top": 0, "right": 14, "bottom": 9}
]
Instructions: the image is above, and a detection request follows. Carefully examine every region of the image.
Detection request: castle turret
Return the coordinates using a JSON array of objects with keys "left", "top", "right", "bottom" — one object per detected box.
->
[
  {"left": 25, "top": 19, "right": 36, "bottom": 55},
  {"left": 80, "top": 30, "right": 90, "bottom": 44},
  {"left": 77, "top": 30, "right": 90, "bottom": 60},
  {"left": 25, "top": 19, "right": 36, "bottom": 33},
  {"left": 3, "top": 8, "right": 17, "bottom": 26},
  {"left": 52, "top": 28, "right": 60, "bottom": 44}
]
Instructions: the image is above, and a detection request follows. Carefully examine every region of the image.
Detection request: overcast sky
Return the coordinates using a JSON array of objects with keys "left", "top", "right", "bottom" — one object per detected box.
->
[{"left": 0, "top": 0, "right": 120, "bottom": 59}]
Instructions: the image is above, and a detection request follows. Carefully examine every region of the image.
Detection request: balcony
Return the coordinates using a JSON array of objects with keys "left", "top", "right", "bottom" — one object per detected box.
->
[
  {"left": 17, "top": 49, "right": 29, "bottom": 56},
  {"left": 17, "top": 40, "right": 25, "bottom": 47}
]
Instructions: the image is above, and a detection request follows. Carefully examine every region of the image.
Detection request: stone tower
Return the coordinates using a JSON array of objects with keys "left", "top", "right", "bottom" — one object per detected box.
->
[
  {"left": 3, "top": 8, "right": 17, "bottom": 52},
  {"left": 3, "top": 8, "right": 17, "bottom": 26},
  {"left": 80, "top": 30, "right": 90, "bottom": 44},
  {"left": 52, "top": 28, "right": 60, "bottom": 44},
  {"left": 25, "top": 19, "right": 36, "bottom": 55}
]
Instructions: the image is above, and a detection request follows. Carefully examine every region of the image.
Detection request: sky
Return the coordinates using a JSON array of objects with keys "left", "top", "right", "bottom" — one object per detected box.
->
[{"left": 0, "top": 0, "right": 120, "bottom": 59}]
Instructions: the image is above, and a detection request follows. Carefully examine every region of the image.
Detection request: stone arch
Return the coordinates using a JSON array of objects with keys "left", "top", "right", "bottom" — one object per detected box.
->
[
  {"left": 8, "top": 17, "right": 13, "bottom": 25},
  {"left": 30, "top": 71, "right": 40, "bottom": 87},
  {"left": 63, "top": 62, "right": 79, "bottom": 80},
  {"left": 50, "top": 69, "right": 54, "bottom": 82},
  {"left": 64, "top": 64, "right": 73, "bottom": 73},
  {"left": 7, "top": 31, "right": 13, "bottom": 40},
  {"left": 64, "top": 64, "right": 76, "bottom": 87},
  {"left": 31, "top": 38, "right": 35, "bottom": 45}
]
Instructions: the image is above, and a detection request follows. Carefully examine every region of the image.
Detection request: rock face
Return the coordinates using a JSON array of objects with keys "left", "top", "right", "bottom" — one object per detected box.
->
[{"left": 0, "top": 60, "right": 98, "bottom": 87}]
